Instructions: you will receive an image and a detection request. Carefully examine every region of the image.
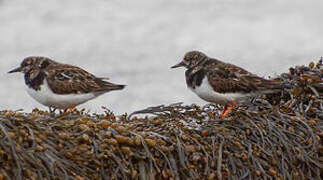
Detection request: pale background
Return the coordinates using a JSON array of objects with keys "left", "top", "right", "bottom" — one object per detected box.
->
[{"left": 1, "top": 0, "right": 322, "bottom": 114}]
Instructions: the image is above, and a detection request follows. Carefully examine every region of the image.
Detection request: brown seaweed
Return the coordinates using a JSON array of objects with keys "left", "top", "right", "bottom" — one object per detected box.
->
[{"left": 0, "top": 59, "right": 322, "bottom": 180}]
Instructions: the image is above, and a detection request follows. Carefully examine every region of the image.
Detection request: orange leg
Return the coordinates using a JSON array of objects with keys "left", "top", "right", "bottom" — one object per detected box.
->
[
  {"left": 64, "top": 106, "right": 76, "bottom": 113},
  {"left": 220, "top": 102, "right": 237, "bottom": 119},
  {"left": 221, "top": 105, "right": 228, "bottom": 116}
]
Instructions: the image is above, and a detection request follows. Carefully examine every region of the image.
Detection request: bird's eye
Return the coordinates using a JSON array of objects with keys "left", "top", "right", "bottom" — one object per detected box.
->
[
  {"left": 21, "top": 61, "right": 28, "bottom": 67},
  {"left": 40, "top": 60, "right": 50, "bottom": 69},
  {"left": 188, "top": 60, "right": 193, "bottom": 66}
]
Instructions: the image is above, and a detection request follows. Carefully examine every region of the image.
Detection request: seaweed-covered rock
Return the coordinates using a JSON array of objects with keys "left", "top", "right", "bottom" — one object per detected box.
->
[{"left": 0, "top": 60, "right": 322, "bottom": 180}]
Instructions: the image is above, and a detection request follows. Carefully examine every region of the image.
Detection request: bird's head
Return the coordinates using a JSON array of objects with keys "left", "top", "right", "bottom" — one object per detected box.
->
[
  {"left": 171, "top": 51, "right": 208, "bottom": 69},
  {"left": 8, "top": 56, "right": 53, "bottom": 74}
]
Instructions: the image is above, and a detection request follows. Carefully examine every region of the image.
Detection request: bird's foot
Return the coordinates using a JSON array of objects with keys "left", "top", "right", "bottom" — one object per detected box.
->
[
  {"left": 220, "top": 102, "right": 237, "bottom": 119},
  {"left": 64, "top": 106, "right": 76, "bottom": 113},
  {"left": 220, "top": 105, "right": 228, "bottom": 117}
]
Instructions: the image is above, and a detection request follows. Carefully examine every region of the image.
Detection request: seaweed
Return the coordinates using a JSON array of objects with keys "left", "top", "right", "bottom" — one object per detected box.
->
[{"left": 0, "top": 59, "right": 322, "bottom": 180}]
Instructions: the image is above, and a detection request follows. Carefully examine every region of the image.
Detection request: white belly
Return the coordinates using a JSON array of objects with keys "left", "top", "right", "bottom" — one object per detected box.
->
[
  {"left": 190, "top": 77, "right": 247, "bottom": 105},
  {"left": 26, "top": 80, "right": 96, "bottom": 109}
]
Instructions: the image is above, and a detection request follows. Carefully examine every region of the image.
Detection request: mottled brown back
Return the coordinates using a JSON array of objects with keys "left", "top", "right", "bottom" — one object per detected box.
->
[
  {"left": 45, "top": 61, "right": 124, "bottom": 94},
  {"left": 204, "top": 59, "right": 282, "bottom": 94}
]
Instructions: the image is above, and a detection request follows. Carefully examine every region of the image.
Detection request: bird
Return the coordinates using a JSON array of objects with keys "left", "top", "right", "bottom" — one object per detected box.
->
[
  {"left": 171, "top": 51, "right": 282, "bottom": 118},
  {"left": 8, "top": 56, "right": 125, "bottom": 112}
]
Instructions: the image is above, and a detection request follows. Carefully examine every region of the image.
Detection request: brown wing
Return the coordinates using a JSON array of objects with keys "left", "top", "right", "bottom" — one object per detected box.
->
[
  {"left": 46, "top": 64, "right": 124, "bottom": 94},
  {"left": 205, "top": 60, "right": 282, "bottom": 94}
]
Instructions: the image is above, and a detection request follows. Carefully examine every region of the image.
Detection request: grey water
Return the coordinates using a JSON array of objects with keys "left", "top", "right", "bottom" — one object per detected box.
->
[{"left": 0, "top": 0, "right": 322, "bottom": 114}]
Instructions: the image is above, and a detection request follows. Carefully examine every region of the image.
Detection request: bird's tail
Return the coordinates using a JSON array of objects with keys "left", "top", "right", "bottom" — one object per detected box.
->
[
  {"left": 103, "top": 83, "right": 126, "bottom": 91},
  {"left": 97, "top": 77, "right": 126, "bottom": 92},
  {"left": 113, "top": 84, "right": 126, "bottom": 90},
  {"left": 269, "top": 75, "right": 294, "bottom": 90}
]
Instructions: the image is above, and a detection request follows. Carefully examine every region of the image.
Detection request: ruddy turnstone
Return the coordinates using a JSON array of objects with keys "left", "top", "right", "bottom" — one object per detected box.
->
[
  {"left": 9, "top": 56, "right": 125, "bottom": 112},
  {"left": 171, "top": 51, "right": 282, "bottom": 118}
]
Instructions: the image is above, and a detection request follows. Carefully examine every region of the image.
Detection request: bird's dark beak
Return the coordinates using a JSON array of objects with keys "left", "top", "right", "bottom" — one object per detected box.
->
[
  {"left": 171, "top": 61, "right": 185, "bottom": 68},
  {"left": 8, "top": 66, "right": 22, "bottom": 73}
]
